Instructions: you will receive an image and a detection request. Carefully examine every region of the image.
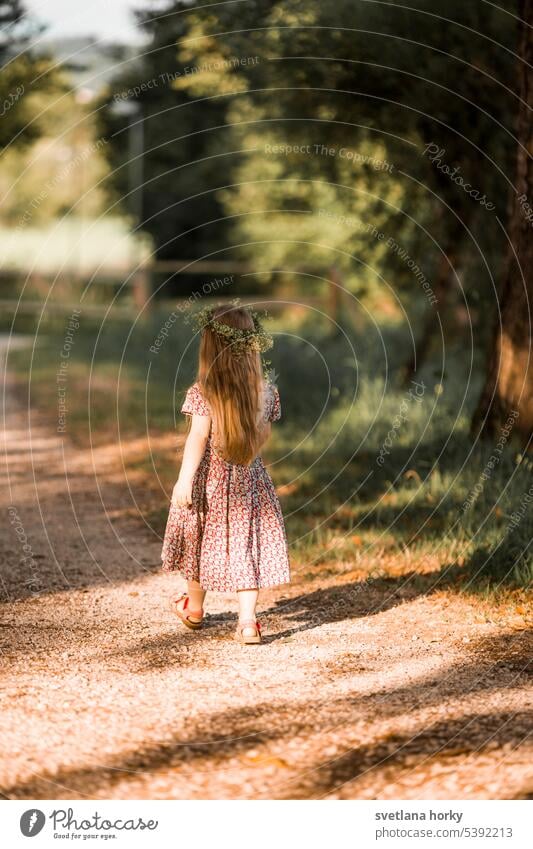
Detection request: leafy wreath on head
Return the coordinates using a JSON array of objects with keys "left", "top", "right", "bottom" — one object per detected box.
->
[{"left": 191, "top": 300, "right": 274, "bottom": 357}]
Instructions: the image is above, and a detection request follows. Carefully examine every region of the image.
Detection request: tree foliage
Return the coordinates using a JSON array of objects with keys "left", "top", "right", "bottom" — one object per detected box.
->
[
  {"left": 0, "top": 0, "right": 56, "bottom": 151},
  {"left": 100, "top": 1, "right": 521, "bottom": 325}
]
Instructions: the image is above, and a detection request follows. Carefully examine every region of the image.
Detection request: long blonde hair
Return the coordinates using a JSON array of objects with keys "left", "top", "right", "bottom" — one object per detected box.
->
[{"left": 198, "top": 305, "right": 267, "bottom": 465}]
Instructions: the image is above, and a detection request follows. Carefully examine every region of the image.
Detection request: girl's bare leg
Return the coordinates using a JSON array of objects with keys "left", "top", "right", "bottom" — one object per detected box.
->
[
  {"left": 187, "top": 580, "right": 206, "bottom": 614},
  {"left": 237, "top": 589, "right": 259, "bottom": 637}
]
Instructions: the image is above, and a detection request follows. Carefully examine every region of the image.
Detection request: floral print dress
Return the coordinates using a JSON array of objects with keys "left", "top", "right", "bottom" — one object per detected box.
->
[{"left": 161, "top": 382, "right": 290, "bottom": 592}]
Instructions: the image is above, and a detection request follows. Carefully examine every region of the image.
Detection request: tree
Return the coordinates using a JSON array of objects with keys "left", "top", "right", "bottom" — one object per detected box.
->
[
  {"left": 162, "top": 0, "right": 518, "bottom": 336},
  {"left": 0, "top": 0, "right": 50, "bottom": 151},
  {"left": 243, "top": 0, "right": 518, "bottom": 378},
  {"left": 100, "top": 0, "right": 520, "bottom": 339},
  {"left": 98, "top": 1, "right": 232, "bottom": 261},
  {"left": 473, "top": 0, "right": 533, "bottom": 441}
]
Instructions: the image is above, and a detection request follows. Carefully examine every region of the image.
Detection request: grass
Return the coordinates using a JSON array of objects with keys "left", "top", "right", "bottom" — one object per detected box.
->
[{"left": 6, "top": 301, "right": 532, "bottom": 593}]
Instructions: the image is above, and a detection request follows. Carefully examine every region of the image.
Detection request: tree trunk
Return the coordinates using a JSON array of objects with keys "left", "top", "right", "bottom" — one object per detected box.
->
[
  {"left": 401, "top": 247, "right": 456, "bottom": 385},
  {"left": 472, "top": 0, "right": 533, "bottom": 441}
]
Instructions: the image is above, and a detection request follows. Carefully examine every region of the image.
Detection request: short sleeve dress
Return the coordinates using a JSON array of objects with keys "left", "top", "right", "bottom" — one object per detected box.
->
[{"left": 161, "top": 382, "right": 290, "bottom": 592}]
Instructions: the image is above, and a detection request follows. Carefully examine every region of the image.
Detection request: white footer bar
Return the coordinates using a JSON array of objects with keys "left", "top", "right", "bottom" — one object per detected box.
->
[{"left": 3, "top": 800, "right": 531, "bottom": 849}]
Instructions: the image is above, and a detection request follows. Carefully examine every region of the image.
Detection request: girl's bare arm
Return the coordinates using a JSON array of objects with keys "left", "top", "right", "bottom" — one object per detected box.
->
[{"left": 172, "top": 414, "right": 211, "bottom": 506}]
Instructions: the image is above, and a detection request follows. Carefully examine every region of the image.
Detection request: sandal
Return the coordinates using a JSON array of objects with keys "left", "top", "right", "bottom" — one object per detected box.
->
[
  {"left": 169, "top": 593, "right": 204, "bottom": 630},
  {"left": 234, "top": 619, "right": 262, "bottom": 645}
]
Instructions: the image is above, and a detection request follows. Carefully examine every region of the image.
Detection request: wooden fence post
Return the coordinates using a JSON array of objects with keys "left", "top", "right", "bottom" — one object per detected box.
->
[
  {"left": 327, "top": 265, "right": 343, "bottom": 332},
  {"left": 132, "top": 265, "right": 151, "bottom": 314}
]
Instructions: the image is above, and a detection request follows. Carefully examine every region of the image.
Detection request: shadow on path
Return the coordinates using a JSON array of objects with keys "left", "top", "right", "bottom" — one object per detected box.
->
[{"left": 3, "top": 628, "right": 530, "bottom": 800}]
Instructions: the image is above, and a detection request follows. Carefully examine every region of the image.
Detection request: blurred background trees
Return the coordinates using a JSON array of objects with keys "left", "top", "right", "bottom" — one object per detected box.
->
[
  {"left": 0, "top": 0, "right": 45, "bottom": 150},
  {"left": 99, "top": 3, "right": 230, "bottom": 262},
  {"left": 96, "top": 0, "right": 529, "bottom": 434},
  {"left": 1, "top": 0, "right": 531, "bottom": 440}
]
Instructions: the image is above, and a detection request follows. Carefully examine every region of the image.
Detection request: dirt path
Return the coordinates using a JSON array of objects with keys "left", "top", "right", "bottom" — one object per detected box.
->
[{"left": 1, "top": 362, "right": 532, "bottom": 800}]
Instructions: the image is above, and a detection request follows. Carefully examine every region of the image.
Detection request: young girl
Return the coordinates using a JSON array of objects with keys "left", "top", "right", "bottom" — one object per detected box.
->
[{"left": 161, "top": 304, "right": 290, "bottom": 644}]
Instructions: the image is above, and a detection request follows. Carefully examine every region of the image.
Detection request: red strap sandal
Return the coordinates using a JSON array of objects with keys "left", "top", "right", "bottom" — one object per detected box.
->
[
  {"left": 169, "top": 593, "right": 204, "bottom": 630},
  {"left": 234, "top": 619, "right": 262, "bottom": 645}
]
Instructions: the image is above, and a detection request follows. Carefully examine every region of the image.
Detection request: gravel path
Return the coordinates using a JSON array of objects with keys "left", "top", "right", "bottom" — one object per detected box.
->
[{"left": 1, "top": 366, "right": 532, "bottom": 800}]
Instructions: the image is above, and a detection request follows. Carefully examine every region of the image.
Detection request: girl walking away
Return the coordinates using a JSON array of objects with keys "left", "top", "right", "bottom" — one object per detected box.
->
[{"left": 161, "top": 304, "right": 290, "bottom": 645}]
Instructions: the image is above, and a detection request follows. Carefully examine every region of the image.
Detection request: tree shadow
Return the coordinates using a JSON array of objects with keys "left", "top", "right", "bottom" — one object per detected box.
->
[
  {"left": 261, "top": 569, "right": 446, "bottom": 642},
  {"left": 513, "top": 786, "right": 533, "bottom": 800},
  {"left": 1, "top": 703, "right": 269, "bottom": 799},
  {"left": 4, "top": 628, "right": 530, "bottom": 799},
  {"left": 0, "top": 586, "right": 235, "bottom": 666},
  {"left": 297, "top": 709, "right": 533, "bottom": 799},
  {"left": 0, "top": 474, "right": 163, "bottom": 604},
  {"left": 320, "top": 628, "right": 532, "bottom": 712},
  {"left": 104, "top": 614, "right": 237, "bottom": 672},
  {"left": 0, "top": 563, "right": 433, "bottom": 665}
]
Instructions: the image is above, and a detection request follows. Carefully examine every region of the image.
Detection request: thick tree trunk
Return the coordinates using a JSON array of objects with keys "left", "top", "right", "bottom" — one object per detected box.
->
[{"left": 472, "top": 0, "right": 533, "bottom": 441}]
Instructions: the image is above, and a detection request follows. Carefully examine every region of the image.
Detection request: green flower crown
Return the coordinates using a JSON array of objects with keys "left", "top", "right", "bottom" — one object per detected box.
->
[{"left": 191, "top": 301, "right": 274, "bottom": 357}]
